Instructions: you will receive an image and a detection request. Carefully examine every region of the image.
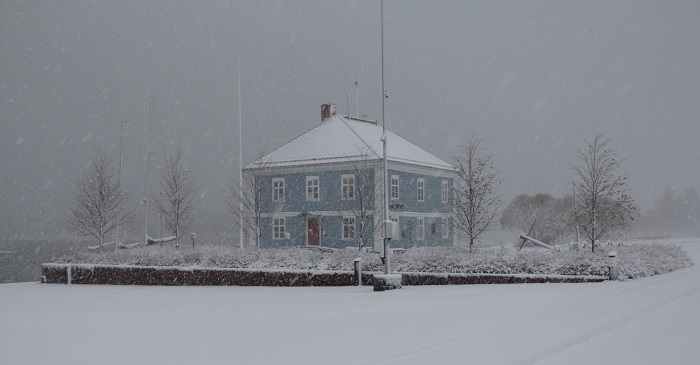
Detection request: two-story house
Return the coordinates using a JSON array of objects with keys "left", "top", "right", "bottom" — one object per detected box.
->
[{"left": 244, "top": 103, "right": 456, "bottom": 250}]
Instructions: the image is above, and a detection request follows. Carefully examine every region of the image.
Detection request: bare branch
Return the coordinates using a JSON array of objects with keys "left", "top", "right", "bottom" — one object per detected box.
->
[
  {"left": 451, "top": 136, "right": 503, "bottom": 252},
  {"left": 67, "top": 147, "right": 134, "bottom": 250},
  {"left": 570, "top": 134, "right": 637, "bottom": 252},
  {"left": 152, "top": 149, "right": 199, "bottom": 249},
  {"left": 334, "top": 148, "right": 383, "bottom": 251},
  {"left": 227, "top": 154, "right": 275, "bottom": 249}
]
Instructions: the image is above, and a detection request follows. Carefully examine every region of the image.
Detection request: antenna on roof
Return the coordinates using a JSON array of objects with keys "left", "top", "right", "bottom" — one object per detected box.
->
[
  {"left": 355, "top": 81, "right": 359, "bottom": 117},
  {"left": 345, "top": 72, "right": 350, "bottom": 116}
]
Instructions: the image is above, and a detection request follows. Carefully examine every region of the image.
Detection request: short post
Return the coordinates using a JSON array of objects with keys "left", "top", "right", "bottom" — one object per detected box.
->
[
  {"left": 353, "top": 258, "right": 362, "bottom": 286},
  {"left": 66, "top": 265, "right": 72, "bottom": 285},
  {"left": 608, "top": 251, "right": 618, "bottom": 281}
]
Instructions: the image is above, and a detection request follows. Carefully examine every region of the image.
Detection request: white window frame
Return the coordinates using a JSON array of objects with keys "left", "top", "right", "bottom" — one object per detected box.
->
[
  {"left": 391, "top": 174, "right": 399, "bottom": 200},
  {"left": 417, "top": 217, "right": 424, "bottom": 240},
  {"left": 417, "top": 178, "right": 425, "bottom": 202},
  {"left": 272, "top": 178, "right": 285, "bottom": 202},
  {"left": 273, "top": 217, "right": 286, "bottom": 240},
  {"left": 341, "top": 174, "right": 355, "bottom": 200},
  {"left": 342, "top": 217, "right": 355, "bottom": 240},
  {"left": 442, "top": 217, "right": 449, "bottom": 238},
  {"left": 306, "top": 176, "right": 319, "bottom": 201},
  {"left": 441, "top": 180, "right": 449, "bottom": 203}
]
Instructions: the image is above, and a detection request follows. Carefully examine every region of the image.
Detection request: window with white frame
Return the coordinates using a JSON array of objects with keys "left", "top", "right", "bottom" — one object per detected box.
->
[
  {"left": 391, "top": 175, "right": 399, "bottom": 200},
  {"left": 341, "top": 174, "right": 355, "bottom": 200},
  {"left": 417, "top": 217, "right": 424, "bottom": 240},
  {"left": 442, "top": 217, "right": 449, "bottom": 238},
  {"left": 417, "top": 178, "right": 425, "bottom": 202},
  {"left": 272, "top": 178, "right": 285, "bottom": 202},
  {"left": 342, "top": 217, "right": 355, "bottom": 240},
  {"left": 306, "top": 176, "right": 319, "bottom": 201},
  {"left": 441, "top": 180, "right": 449, "bottom": 203},
  {"left": 273, "top": 217, "right": 286, "bottom": 239}
]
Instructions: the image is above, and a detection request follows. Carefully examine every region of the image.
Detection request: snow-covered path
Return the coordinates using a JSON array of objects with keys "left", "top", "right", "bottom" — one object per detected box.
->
[{"left": 1, "top": 239, "right": 698, "bottom": 365}]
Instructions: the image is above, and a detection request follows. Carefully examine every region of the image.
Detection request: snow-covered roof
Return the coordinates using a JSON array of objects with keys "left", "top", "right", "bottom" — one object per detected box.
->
[{"left": 247, "top": 114, "right": 454, "bottom": 171}]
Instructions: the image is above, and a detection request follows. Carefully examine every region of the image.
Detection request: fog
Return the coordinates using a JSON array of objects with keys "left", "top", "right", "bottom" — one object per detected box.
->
[{"left": 1, "top": 1, "right": 698, "bottom": 242}]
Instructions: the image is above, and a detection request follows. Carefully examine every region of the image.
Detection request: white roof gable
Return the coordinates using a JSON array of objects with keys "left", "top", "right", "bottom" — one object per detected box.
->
[{"left": 248, "top": 114, "right": 453, "bottom": 171}]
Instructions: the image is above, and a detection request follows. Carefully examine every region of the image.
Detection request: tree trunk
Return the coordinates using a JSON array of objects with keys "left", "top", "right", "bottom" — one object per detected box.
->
[
  {"left": 255, "top": 215, "right": 260, "bottom": 250},
  {"left": 176, "top": 224, "right": 180, "bottom": 249},
  {"left": 358, "top": 220, "right": 364, "bottom": 252}
]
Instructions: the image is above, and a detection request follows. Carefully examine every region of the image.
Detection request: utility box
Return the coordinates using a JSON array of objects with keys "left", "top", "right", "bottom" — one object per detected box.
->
[{"left": 384, "top": 220, "right": 398, "bottom": 239}]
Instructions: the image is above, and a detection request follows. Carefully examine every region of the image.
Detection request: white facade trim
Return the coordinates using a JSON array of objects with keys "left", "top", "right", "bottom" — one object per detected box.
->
[
  {"left": 260, "top": 210, "right": 374, "bottom": 218},
  {"left": 341, "top": 173, "right": 356, "bottom": 200},
  {"left": 341, "top": 217, "right": 356, "bottom": 240},
  {"left": 391, "top": 174, "right": 400, "bottom": 200},
  {"left": 417, "top": 217, "right": 424, "bottom": 240},
  {"left": 386, "top": 212, "right": 448, "bottom": 219},
  {"left": 246, "top": 160, "right": 382, "bottom": 176},
  {"left": 306, "top": 176, "right": 319, "bottom": 201},
  {"left": 417, "top": 178, "right": 425, "bottom": 202},
  {"left": 272, "top": 177, "right": 285, "bottom": 202}
]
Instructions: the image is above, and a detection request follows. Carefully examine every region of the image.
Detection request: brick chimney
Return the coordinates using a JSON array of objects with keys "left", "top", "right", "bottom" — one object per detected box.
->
[{"left": 321, "top": 103, "right": 336, "bottom": 121}]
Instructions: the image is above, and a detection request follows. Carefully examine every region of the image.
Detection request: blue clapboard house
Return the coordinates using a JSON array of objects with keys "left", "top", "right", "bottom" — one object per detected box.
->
[{"left": 244, "top": 103, "right": 456, "bottom": 250}]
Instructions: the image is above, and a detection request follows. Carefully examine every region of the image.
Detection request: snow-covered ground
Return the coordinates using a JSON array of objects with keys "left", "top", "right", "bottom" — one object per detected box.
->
[{"left": 1, "top": 239, "right": 698, "bottom": 365}]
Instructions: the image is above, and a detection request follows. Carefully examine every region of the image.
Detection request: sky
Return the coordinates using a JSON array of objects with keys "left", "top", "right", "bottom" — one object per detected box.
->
[{"left": 1, "top": 1, "right": 699, "bottom": 242}]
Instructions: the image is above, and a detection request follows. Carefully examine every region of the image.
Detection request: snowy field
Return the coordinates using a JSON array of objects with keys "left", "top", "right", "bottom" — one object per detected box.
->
[{"left": 1, "top": 239, "right": 698, "bottom": 365}]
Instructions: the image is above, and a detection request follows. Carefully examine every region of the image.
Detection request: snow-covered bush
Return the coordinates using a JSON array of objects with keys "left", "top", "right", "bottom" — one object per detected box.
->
[{"left": 55, "top": 241, "right": 692, "bottom": 280}]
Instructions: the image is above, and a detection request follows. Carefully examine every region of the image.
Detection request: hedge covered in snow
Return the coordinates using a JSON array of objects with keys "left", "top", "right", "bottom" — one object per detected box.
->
[{"left": 55, "top": 242, "right": 692, "bottom": 281}]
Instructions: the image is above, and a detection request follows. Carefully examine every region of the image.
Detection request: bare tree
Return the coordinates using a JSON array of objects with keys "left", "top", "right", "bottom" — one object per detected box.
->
[
  {"left": 571, "top": 134, "right": 636, "bottom": 252},
  {"left": 227, "top": 156, "right": 274, "bottom": 250},
  {"left": 336, "top": 157, "right": 383, "bottom": 251},
  {"left": 152, "top": 149, "right": 198, "bottom": 249},
  {"left": 452, "top": 137, "right": 503, "bottom": 252},
  {"left": 68, "top": 148, "right": 134, "bottom": 251}
]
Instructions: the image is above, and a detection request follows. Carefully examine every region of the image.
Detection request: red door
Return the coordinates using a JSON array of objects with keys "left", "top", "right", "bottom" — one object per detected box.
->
[{"left": 308, "top": 218, "right": 320, "bottom": 245}]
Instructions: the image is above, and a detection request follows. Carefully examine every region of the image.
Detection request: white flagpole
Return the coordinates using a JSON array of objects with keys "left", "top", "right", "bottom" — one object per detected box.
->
[
  {"left": 238, "top": 54, "right": 244, "bottom": 249},
  {"left": 381, "top": 0, "right": 391, "bottom": 275}
]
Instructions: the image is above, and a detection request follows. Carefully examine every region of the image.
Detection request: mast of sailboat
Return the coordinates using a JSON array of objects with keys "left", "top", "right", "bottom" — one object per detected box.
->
[
  {"left": 238, "top": 54, "right": 244, "bottom": 249},
  {"left": 116, "top": 119, "right": 125, "bottom": 252},
  {"left": 144, "top": 96, "right": 154, "bottom": 247}
]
